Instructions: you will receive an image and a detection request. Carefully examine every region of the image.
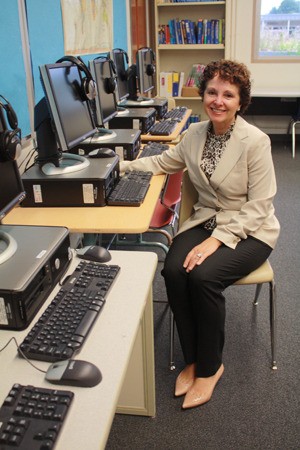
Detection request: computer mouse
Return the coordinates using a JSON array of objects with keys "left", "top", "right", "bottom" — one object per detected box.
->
[
  {"left": 77, "top": 245, "right": 112, "bottom": 263},
  {"left": 45, "top": 359, "right": 102, "bottom": 387},
  {"left": 88, "top": 148, "right": 116, "bottom": 158}
]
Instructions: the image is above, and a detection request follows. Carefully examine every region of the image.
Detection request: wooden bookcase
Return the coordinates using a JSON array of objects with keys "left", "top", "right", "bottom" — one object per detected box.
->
[{"left": 154, "top": 1, "right": 230, "bottom": 119}]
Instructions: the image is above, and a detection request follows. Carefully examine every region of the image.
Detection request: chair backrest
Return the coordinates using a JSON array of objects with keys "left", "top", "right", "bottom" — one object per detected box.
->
[
  {"left": 161, "top": 171, "right": 183, "bottom": 208},
  {"left": 178, "top": 170, "right": 198, "bottom": 228}
]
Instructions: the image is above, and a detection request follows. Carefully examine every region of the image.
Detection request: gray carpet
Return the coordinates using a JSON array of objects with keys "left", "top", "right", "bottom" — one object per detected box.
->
[{"left": 105, "top": 140, "right": 300, "bottom": 450}]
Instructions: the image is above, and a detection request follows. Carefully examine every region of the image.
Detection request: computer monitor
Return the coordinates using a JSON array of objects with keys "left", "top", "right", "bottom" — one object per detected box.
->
[
  {"left": 88, "top": 56, "right": 118, "bottom": 140},
  {"left": 35, "top": 62, "right": 98, "bottom": 175},
  {"left": 110, "top": 48, "right": 130, "bottom": 104},
  {"left": 136, "top": 47, "right": 156, "bottom": 96},
  {"left": 0, "top": 159, "right": 26, "bottom": 264},
  {"left": 126, "top": 47, "right": 155, "bottom": 105}
]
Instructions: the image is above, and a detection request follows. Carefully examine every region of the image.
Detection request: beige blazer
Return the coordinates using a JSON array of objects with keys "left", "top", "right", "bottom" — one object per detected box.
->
[{"left": 121, "top": 115, "right": 280, "bottom": 249}]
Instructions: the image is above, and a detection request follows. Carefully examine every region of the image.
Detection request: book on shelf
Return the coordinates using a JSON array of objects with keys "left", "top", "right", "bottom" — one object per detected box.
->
[
  {"left": 159, "top": 71, "right": 185, "bottom": 97},
  {"left": 158, "top": 18, "right": 225, "bottom": 45},
  {"left": 185, "top": 64, "right": 206, "bottom": 88}
]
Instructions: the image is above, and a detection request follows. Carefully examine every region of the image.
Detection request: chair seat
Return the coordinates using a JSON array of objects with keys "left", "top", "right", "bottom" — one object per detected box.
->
[{"left": 234, "top": 260, "right": 274, "bottom": 285}]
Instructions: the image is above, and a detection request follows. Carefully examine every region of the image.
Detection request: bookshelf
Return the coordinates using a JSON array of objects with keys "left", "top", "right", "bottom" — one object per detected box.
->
[{"left": 154, "top": 0, "right": 230, "bottom": 119}]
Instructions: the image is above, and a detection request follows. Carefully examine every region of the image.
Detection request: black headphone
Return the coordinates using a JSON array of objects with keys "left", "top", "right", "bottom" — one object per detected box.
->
[
  {"left": 114, "top": 48, "right": 130, "bottom": 81},
  {"left": 139, "top": 47, "right": 156, "bottom": 76},
  {"left": 56, "top": 55, "right": 97, "bottom": 101},
  {"left": 95, "top": 55, "right": 117, "bottom": 94},
  {"left": 0, "top": 95, "right": 22, "bottom": 162}
]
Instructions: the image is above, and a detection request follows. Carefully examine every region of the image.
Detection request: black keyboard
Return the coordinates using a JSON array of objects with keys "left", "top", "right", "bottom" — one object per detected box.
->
[
  {"left": 138, "top": 142, "right": 169, "bottom": 158},
  {"left": 164, "top": 106, "right": 187, "bottom": 121},
  {"left": 19, "top": 261, "right": 120, "bottom": 362},
  {"left": 0, "top": 383, "right": 73, "bottom": 450},
  {"left": 149, "top": 119, "right": 178, "bottom": 136},
  {"left": 106, "top": 170, "right": 153, "bottom": 206}
]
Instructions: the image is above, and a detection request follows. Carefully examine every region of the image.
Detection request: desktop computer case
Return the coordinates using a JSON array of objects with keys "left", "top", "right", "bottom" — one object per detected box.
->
[
  {"left": 126, "top": 98, "right": 168, "bottom": 120},
  {"left": 109, "top": 108, "right": 156, "bottom": 134},
  {"left": 21, "top": 156, "right": 119, "bottom": 207},
  {"left": 0, "top": 225, "right": 70, "bottom": 330},
  {"left": 73, "top": 129, "right": 141, "bottom": 161}
]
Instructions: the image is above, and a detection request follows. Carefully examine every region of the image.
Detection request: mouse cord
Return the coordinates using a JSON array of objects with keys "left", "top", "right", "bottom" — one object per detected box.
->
[{"left": 0, "top": 337, "right": 47, "bottom": 374}]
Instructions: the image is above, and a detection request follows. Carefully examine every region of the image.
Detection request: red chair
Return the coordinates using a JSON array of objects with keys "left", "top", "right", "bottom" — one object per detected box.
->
[{"left": 115, "top": 171, "right": 183, "bottom": 254}]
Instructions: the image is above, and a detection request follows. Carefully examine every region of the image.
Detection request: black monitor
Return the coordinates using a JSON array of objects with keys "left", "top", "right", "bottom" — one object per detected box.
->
[
  {"left": 88, "top": 56, "right": 118, "bottom": 140},
  {"left": 110, "top": 48, "right": 130, "bottom": 103},
  {"left": 35, "top": 62, "right": 98, "bottom": 175},
  {"left": 126, "top": 47, "right": 155, "bottom": 105},
  {"left": 136, "top": 47, "right": 156, "bottom": 96},
  {"left": 0, "top": 159, "right": 26, "bottom": 264}
]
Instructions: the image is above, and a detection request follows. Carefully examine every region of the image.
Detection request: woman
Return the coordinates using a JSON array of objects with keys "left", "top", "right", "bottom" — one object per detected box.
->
[{"left": 120, "top": 59, "right": 280, "bottom": 409}]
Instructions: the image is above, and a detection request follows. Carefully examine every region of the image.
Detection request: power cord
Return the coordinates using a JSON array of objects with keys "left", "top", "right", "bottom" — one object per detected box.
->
[{"left": 0, "top": 336, "right": 47, "bottom": 374}]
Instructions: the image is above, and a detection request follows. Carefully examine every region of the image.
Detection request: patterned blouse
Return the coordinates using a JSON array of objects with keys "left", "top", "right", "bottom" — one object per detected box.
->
[{"left": 199, "top": 121, "right": 235, "bottom": 231}]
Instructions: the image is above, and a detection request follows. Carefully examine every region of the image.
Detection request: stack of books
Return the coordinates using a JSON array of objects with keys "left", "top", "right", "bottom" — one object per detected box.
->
[
  {"left": 159, "top": 71, "right": 185, "bottom": 97},
  {"left": 158, "top": 18, "right": 225, "bottom": 45}
]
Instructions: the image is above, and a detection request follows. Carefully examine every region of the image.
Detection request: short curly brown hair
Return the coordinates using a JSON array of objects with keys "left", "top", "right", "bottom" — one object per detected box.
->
[{"left": 199, "top": 59, "right": 252, "bottom": 115}]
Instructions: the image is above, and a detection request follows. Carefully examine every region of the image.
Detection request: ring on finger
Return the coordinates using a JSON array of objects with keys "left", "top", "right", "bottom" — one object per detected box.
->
[{"left": 196, "top": 253, "right": 203, "bottom": 258}]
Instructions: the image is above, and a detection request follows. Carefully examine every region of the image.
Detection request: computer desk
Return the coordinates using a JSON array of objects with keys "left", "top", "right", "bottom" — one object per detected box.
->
[
  {"left": 2, "top": 174, "right": 166, "bottom": 234},
  {"left": 141, "top": 108, "right": 192, "bottom": 142},
  {"left": 0, "top": 250, "right": 157, "bottom": 450}
]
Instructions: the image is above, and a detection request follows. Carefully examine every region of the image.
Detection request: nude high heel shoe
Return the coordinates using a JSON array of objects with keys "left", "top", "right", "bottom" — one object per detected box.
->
[{"left": 182, "top": 364, "right": 224, "bottom": 409}]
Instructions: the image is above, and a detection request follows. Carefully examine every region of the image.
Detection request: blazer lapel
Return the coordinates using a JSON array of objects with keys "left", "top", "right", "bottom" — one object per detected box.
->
[{"left": 210, "top": 117, "right": 248, "bottom": 190}]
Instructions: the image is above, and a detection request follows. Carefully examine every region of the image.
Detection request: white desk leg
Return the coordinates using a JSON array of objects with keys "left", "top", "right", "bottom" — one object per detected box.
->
[{"left": 116, "top": 286, "right": 156, "bottom": 417}]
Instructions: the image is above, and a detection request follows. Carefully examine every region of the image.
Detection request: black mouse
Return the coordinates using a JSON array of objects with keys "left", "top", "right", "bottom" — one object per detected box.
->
[
  {"left": 77, "top": 245, "right": 112, "bottom": 263},
  {"left": 88, "top": 148, "right": 116, "bottom": 158},
  {"left": 45, "top": 359, "right": 102, "bottom": 387}
]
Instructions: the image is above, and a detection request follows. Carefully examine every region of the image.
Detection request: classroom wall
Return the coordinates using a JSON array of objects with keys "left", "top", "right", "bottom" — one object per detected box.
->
[
  {"left": 228, "top": 0, "right": 300, "bottom": 92},
  {"left": 0, "top": 0, "right": 128, "bottom": 138}
]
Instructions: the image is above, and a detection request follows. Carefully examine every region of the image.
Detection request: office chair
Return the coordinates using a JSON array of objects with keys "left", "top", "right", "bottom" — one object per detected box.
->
[
  {"left": 288, "top": 98, "right": 300, "bottom": 158},
  {"left": 115, "top": 171, "right": 183, "bottom": 255},
  {"left": 169, "top": 170, "right": 277, "bottom": 371}
]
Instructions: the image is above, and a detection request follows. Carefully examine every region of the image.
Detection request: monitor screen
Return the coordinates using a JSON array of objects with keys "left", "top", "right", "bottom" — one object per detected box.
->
[
  {"left": 39, "top": 62, "right": 97, "bottom": 152},
  {"left": 0, "top": 160, "right": 26, "bottom": 221},
  {"left": 111, "top": 49, "right": 129, "bottom": 103},
  {"left": 136, "top": 48, "right": 155, "bottom": 95},
  {"left": 89, "top": 57, "right": 118, "bottom": 126}
]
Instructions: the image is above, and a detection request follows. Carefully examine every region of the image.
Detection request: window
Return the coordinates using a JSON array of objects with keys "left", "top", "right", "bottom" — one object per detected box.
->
[{"left": 253, "top": 0, "right": 300, "bottom": 62}]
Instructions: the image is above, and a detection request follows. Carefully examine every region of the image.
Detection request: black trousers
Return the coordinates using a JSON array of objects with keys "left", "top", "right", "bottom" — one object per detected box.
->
[{"left": 162, "top": 225, "right": 272, "bottom": 377}]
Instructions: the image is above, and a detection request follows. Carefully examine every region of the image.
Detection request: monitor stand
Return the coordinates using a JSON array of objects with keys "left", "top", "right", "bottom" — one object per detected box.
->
[
  {"left": 0, "top": 230, "right": 18, "bottom": 265},
  {"left": 125, "top": 97, "right": 154, "bottom": 107},
  {"left": 83, "top": 128, "right": 117, "bottom": 144},
  {"left": 41, "top": 153, "right": 90, "bottom": 176},
  {"left": 117, "top": 105, "right": 130, "bottom": 116}
]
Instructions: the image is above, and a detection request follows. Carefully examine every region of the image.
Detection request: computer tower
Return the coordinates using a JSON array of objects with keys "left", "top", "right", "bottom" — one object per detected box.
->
[
  {"left": 125, "top": 98, "right": 168, "bottom": 120},
  {"left": 73, "top": 129, "right": 141, "bottom": 161},
  {"left": 21, "top": 156, "right": 119, "bottom": 207},
  {"left": 0, "top": 225, "right": 70, "bottom": 330},
  {"left": 108, "top": 108, "right": 156, "bottom": 134}
]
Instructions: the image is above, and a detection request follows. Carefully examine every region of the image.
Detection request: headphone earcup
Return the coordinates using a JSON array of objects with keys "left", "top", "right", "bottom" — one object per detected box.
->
[
  {"left": 82, "top": 77, "right": 97, "bottom": 100},
  {"left": 146, "top": 64, "right": 155, "bottom": 76},
  {"left": 0, "top": 129, "right": 22, "bottom": 161},
  {"left": 104, "top": 76, "right": 116, "bottom": 94}
]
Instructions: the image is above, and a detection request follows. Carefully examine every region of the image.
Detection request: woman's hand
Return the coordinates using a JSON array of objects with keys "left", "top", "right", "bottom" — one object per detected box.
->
[{"left": 183, "top": 236, "right": 222, "bottom": 273}]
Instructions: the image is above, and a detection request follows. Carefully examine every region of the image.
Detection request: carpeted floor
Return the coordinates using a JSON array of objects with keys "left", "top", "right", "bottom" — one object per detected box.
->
[{"left": 105, "top": 140, "right": 300, "bottom": 450}]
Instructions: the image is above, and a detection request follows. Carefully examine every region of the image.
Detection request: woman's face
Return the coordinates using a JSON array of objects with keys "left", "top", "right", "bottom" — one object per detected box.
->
[{"left": 203, "top": 74, "right": 241, "bottom": 134}]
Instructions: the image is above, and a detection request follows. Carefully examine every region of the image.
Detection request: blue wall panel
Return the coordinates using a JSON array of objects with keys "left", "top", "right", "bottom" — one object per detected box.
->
[{"left": 0, "top": 0, "right": 128, "bottom": 137}]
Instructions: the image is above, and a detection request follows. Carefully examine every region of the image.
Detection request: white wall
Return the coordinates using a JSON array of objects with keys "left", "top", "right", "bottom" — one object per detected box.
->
[{"left": 227, "top": 0, "right": 300, "bottom": 93}]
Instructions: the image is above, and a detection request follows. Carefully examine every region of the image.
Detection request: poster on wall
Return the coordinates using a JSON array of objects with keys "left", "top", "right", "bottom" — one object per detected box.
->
[{"left": 60, "top": 0, "right": 113, "bottom": 55}]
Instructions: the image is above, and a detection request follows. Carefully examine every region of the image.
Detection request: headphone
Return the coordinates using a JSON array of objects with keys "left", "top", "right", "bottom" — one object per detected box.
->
[
  {"left": 56, "top": 55, "right": 97, "bottom": 101},
  {"left": 94, "top": 55, "right": 117, "bottom": 94},
  {"left": 111, "top": 48, "right": 129, "bottom": 81},
  {"left": 0, "top": 95, "right": 22, "bottom": 162},
  {"left": 139, "top": 47, "right": 156, "bottom": 76}
]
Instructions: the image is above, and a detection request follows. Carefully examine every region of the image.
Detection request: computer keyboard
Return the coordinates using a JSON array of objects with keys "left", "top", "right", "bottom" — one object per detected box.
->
[
  {"left": 106, "top": 170, "right": 153, "bottom": 206},
  {"left": 149, "top": 119, "right": 179, "bottom": 136},
  {"left": 0, "top": 383, "right": 73, "bottom": 450},
  {"left": 19, "top": 261, "right": 120, "bottom": 362},
  {"left": 164, "top": 106, "right": 187, "bottom": 121},
  {"left": 138, "top": 142, "right": 169, "bottom": 158}
]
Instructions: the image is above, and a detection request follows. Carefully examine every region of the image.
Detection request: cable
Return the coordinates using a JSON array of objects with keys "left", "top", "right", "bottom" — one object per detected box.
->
[{"left": 0, "top": 336, "right": 47, "bottom": 374}]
